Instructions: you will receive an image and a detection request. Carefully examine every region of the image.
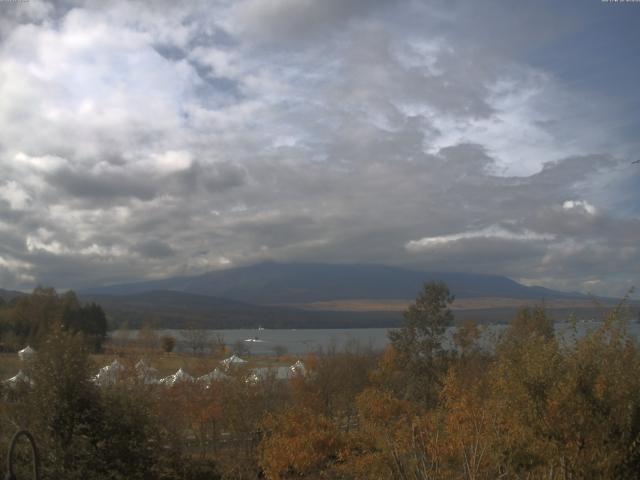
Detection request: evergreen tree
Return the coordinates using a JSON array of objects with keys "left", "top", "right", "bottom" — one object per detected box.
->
[{"left": 388, "top": 281, "right": 454, "bottom": 405}]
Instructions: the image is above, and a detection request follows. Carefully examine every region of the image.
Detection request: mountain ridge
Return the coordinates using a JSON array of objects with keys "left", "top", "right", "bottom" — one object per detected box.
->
[
  {"left": 0, "top": 288, "right": 26, "bottom": 302},
  {"left": 80, "top": 289, "right": 403, "bottom": 329},
  {"left": 80, "top": 261, "right": 585, "bottom": 304}
]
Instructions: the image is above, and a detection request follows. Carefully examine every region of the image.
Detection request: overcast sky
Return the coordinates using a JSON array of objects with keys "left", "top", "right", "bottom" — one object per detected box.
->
[{"left": 0, "top": 0, "right": 638, "bottom": 296}]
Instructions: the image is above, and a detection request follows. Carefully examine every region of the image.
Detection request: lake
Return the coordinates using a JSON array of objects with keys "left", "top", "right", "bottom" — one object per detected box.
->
[{"left": 110, "top": 319, "right": 640, "bottom": 355}]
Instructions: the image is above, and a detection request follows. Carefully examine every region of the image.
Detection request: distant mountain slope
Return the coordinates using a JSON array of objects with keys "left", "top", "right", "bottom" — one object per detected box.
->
[
  {"left": 0, "top": 288, "right": 25, "bottom": 302},
  {"left": 80, "top": 289, "right": 615, "bottom": 330},
  {"left": 80, "top": 290, "right": 402, "bottom": 329},
  {"left": 81, "top": 262, "right": 583, "bottom": 304}
]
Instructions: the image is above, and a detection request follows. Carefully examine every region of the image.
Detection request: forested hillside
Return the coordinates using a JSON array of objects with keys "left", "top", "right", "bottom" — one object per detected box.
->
[{"left": 0, "top": 287, "right": 107, "bottom": 352}]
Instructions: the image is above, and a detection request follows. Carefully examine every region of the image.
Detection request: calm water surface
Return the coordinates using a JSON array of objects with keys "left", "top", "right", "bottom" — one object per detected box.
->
[{"left": 111, "top": 320, "right": 640, "bottom": 355}]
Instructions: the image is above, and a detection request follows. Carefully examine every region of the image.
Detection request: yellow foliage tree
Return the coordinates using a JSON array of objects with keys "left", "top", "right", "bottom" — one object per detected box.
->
[{"left": 259, "top": 407, "right": 343, "bottom": 479}]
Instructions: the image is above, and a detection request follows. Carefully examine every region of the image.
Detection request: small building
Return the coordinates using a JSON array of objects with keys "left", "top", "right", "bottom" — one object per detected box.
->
[{"left": 18, "top": 346, "right": 36, "bottom": 362}]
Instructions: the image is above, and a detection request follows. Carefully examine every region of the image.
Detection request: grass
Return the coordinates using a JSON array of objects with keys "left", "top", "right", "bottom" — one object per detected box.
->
[{"left": 98, "top": 347, "right": 296, "bottom": 378}]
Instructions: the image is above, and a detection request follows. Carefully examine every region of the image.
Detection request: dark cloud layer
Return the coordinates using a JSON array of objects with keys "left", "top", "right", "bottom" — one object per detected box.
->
[
  {"left": 49, "top": 168, "right": 158, "bottom": 202},
  {"left": 0, "top": 0, "right": 638, "bottom": 296},
  {"left": 132, "top": 239, "right": 176, "bottom": 259}
]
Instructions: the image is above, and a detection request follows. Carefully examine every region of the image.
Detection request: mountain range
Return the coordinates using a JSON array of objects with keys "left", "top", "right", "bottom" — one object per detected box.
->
[
  {"left": 3, "top": 263, "right": 623, "bottom": 329},
  {"left": 81, "top": 262, "right": 583, "bottom": 304},
  {"left": 0, "top": 288, "right": 25, "bottom": 302},
  {"left": 72, "top": 262, "right": 617, "bottom": 329}
]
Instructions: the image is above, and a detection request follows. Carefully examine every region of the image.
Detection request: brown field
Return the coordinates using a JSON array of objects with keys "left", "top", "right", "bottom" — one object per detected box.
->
[{"left": 278, "top": 297, "right": 619, "bottom": 312}]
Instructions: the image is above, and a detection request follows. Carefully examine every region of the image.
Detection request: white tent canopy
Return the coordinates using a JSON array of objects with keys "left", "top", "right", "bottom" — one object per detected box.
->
[
  {"left": 93, "top": 359, "right": 125, "bottom": 386},
  {"left": 110, "top": 359, "right": 124, "bottom": 369},
  {"left": 135, "top": 359, "right": 149, "bottom": 370},
  {"left": 134, "top": 359, "right": 159, "bottom": 384},
  {"left": 221, "top": 354, "right": 247, "bottom": 367},
  {"left": 4, "top": 370, "right": 33, "bottom": 388},
  {"left": 18, "top": 346, "right": 36, "bottom": 361},
  {"left": 135, "top": 359, "right": 158, "bottom": 374},
  {"left": 160, "top": 368, "right": 193, "bottom": 387},
  {"left": 197, "top": 368, "right": 228, "bottom": 386}
]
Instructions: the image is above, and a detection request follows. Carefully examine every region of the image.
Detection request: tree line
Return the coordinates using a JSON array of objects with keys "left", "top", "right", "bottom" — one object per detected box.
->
[{"left": 0, "top": 287, "right": 108, "bottom": 352}]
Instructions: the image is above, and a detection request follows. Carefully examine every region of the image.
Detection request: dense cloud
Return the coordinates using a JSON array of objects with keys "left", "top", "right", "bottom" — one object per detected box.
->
[{"left": 0, "top": 0, "right": 638, "bottom": 296}]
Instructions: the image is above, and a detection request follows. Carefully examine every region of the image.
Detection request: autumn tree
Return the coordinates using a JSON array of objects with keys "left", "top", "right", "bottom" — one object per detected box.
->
[
  {"left": 211, "top": 332, "right": 227, "bottom": 359},
  {"left": 387, "top": 281, "right": 454, "bottom": 405},
  {"left": 259, "top": 407, "right": 343, "bottom": 479},
  {"left": 3, "top": 287, "right": 107, "bottom": 351},
  {"left": 160, "top": 335, "right": 176, "bottom": 353},
  {"left": 342, "top": 388, "right": 431, "bottom": 479},
  {"left": 11, "top": 324, "right": 179, "bottom": 479},
  {"left": 136, "top": 322, "right": 159, "bottom": 352},
  {"left": 213, "top": 366, "right": 288, "bottom": 478},
  {"left": 453, "top": 319, "right": 482, "bottom": 357},
  {"left": 484, "top": 301, "right": 640, "bottom": 478},
  {"left": 21, "top": 323, "right": 101, "bottom": 478},
  {"left": 503, "top": 305, "right": 554, "bottom": 345},
  {"left": 439, "top": 361, "right": 500, "bottom": 479},
  {"left": 304, "top": 342, "right": 377, "bottom": 425},
  {"left": 9, "top": 286, "right": 61, "bottom": 345},
  {"left": 185, "top": 322, "right": 210, "bottom": 356}
]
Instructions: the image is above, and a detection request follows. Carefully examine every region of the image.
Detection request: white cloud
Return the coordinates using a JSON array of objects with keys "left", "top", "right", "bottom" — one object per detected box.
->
[
  {"left": 0, "top": 8, "right": 193, "bottom": 164},
  {"left": 406, "top": 226, "right": 555, "bottom": 252},
  {"left": 0, "top": 0, "right": 635, "bottom": 296},
  {"left": 563, "top": 199, "right": 597, "bottom": 215},
  {"left": 147, "top": 151, "right": 193, "bottom": 173},
  {"left": 0, "top": 180, "right": 30, "bottom": 210}
]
